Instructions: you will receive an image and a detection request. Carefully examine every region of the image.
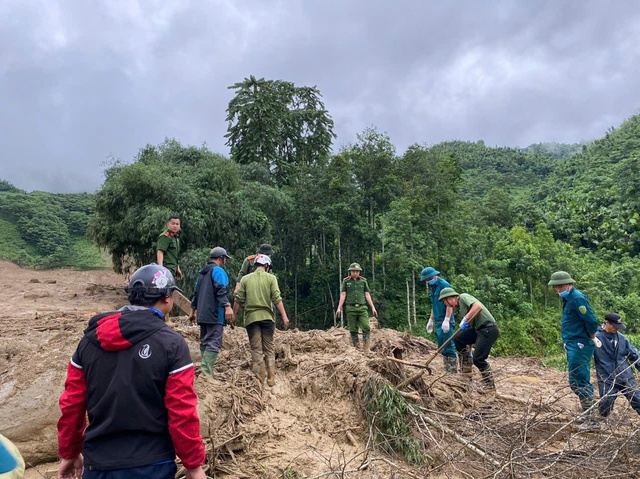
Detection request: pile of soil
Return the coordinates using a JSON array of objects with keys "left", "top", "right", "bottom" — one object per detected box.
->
[{"left": 1, "top": 261, "right": 639, "bottom": 478}]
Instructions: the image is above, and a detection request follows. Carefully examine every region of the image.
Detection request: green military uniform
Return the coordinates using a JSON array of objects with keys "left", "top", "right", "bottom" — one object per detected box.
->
[
  {"left": 236, "top": 255, "right": 257, "bottom": 284},
  {"left": 156, "top": 230, "right": 180, "bottom": 276},
  {"left": 340, "top": 270, "right": 371, "bottom": 347}
]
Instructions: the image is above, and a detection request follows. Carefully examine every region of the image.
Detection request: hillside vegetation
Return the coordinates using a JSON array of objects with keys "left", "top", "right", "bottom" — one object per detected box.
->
[{"left": 3, "top": 104, "right": 640, "bottom": 359}]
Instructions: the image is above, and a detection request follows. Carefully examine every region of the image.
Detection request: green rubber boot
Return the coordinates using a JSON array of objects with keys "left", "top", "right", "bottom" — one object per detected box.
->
[
  {"left": 201, "top": 351, "right": 218, "bottom": 376},
  {"left": 351, "top": 333, "right": 360, "bottom": 348}
]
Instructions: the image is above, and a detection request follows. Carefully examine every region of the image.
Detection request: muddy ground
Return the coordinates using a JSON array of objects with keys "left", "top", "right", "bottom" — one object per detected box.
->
[{"left": 1, "top": 261, "right": 639, "bottom": 479}]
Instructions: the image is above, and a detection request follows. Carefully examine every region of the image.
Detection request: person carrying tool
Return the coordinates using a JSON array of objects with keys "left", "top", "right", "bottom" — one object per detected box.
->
[
  {"left": 438, "top": 288, "right": 499, "bottom": 392},
  {"left": 234, "top": 243, "right": 275, "bottom": 295},
  {"left": 421, "top": 266, "right": 457, "bottom": 373},
  {"left": 336, "top": 262, "right": 378, "bottom": 353},
  {"left": 594, "top": 312, "right": 640, "bottom": 418},
  {"left": 233, "top": 254, "right": 289, "bottom": 386},
  {"left": 57, "top": 264, "right": 206, "bottom": 479},
  {"left": 189, "top": 247, "right": 234, "bottom": 377},
  {"left": 156, "top": 215, "right": 183, "bottom": 279},
  {"left": 548, "top": 271, "right": 601, "bottom": 429}
]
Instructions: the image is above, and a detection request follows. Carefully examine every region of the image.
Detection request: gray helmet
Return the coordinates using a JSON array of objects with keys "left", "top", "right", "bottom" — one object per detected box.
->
[
  {"left": 548, "top": 271, "right": 575, "bottom": 286},
  {"left": 438, "top": 287, "right": 459, "bottom": 301},
  {"left": 210, "top": 247, "right": 232, "bottom": 260},
  {"left": 125, "top": 264, "right": 180, "bottom": 298},
  {"left": 258, "top": 243, "right": 274, "bottom": 255},
  {"left": 348, "top": 262, "right": 363, "bottom": 272}
]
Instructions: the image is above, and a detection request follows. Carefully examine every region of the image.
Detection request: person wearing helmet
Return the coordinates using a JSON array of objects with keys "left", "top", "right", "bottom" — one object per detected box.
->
[
  {"left": 548, "top": 270, "right": 601, "bottom": 429},
  {"left": 156, "top": 216, "right": 183, "bottom": 280},
  {"left": 421, "top": 266, "right": 457, "bottom": 373},
  {"left": 233, "top": 254, "right": 289, "bottom": 386},
  {"left": 336, "top": 263, "right": 378, "bottom": 353},
  {"left": 57, "top": 264, "right": 206, "bottom": 479},
  {"left": 438, "top": 287, "right": 499, "bottom": 392},
  {"left": 234, "top": 243, "right": 275, "bottom": 296},
  {"left": 594, "top": 313, "right": 640, "bottom": 418},
  {"left": 190, "top": 247, "right": 234, "bottom": 377}
]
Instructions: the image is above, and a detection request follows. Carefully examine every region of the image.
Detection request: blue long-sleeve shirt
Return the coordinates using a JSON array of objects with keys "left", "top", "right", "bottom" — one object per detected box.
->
[
  {"left": 429, "top": 277, "right": 454, "bottom": 325},
  {"left": 191, "top": 263, "right": 230, "bottom": 324},
  {"left": 594, "top": 327, "right": 640, "bottom": 384},
  {"left": 561, "top": 287, "right": 599, "bottom": 342}
]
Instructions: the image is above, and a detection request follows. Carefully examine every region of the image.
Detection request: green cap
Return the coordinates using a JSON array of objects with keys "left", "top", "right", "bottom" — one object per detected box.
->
[
  {"left": 548, "top": 271, "right": 575, "bottom": 286},
  {"left": 438, "top": 287, "right": 459, "bottom": 301},
  {"left": 348, "top": 262, "right": 363, "bottom": 272}
]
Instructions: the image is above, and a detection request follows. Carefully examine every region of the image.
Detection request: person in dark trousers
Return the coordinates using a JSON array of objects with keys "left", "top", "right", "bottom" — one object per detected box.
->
[
  {"left": 438, "top": 287, "right": 499, "bottom": 392},
  {"left": 57, "top": 264, "right": 206, "bottom": 479},
  {"left": 594, "top": 312, "right": 640, "bottom": 417},
  {"left": 548, "top": 271, "right": 601, "bottom": 429},
  {"left": 189, "top": 247, "right": 234, "bottom": 376}
]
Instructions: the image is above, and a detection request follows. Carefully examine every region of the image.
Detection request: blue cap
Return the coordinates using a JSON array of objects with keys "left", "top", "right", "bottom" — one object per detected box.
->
[
  {"left": 0, "top": 439, "right": 17, "bottom": 474},
  {"left": 420, "top": 267, "right": 440, "bottom": 282}
]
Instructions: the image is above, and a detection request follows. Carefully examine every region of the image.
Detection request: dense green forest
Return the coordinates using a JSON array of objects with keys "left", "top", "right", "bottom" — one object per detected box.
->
[
  {"left": 2, "top": 78, "right": 640, "bottom": 360},
  {"left": 0, "top": 180, "right": 107, "bottom": 269}
]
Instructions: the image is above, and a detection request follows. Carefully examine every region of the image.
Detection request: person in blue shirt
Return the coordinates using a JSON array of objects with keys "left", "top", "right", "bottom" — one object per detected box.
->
[
  {"left": 190, "top": 247, "right": 234, "bottom": 376},
  {"left": 594, "top": 312, "right": 640, "bottom": 417},
  {"left": 421, "top": 267, "right": 457, "bottom": 373},
  {"left": 548, "top": 271, "right": 601, "bottom": 428}
]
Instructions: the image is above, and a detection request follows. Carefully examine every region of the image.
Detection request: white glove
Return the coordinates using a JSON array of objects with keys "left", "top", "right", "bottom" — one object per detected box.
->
[
  {"left": 593, "top": 337, "right": 602, "bottom": 348},
  {"left": 441, "top": 317, "right": 450, "bottom": 333},
  {"left": 426, "top": 318, "right": 434, "bottom": 334}
]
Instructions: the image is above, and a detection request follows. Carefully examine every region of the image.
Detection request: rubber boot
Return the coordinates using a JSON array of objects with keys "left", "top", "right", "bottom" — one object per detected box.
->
[
  {"left": 444, "top": 355, "right": 458, "bottom": 374},
  {"left": 266, "top": 360, "right": 276, "bottom": 387},
  {"left": 577, "top": 396, "right": 601, "bottom": 430},
  {"left": 459, "top": 350, "right": 473, "bottom": 375},
  {"left": 251, "top": 350, "right": 266, "bottom": 385},
  {"left": 478, "top": 366, "right": 496, "bottom": 393},
  {"left": 351, "top": 332, "right": 360, "bottom": 349},
  {"left": 201, "top": 351, "right": 218, "bottom": 376},
  {"left": 363, "top": 332, "right": 371, "bottom": 354}
]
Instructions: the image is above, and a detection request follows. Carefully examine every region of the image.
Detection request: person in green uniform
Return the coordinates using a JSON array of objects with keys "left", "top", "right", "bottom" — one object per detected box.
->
[
  {"left": 336, "top": 263, "right": 378, "bottom": 353},
  {"left": 233, "top": 254, "right": 289, "bottom": 386},
  {"left": 548, "top": 271, "right": 601, "bottom": 429},
  {"left": 156, "top": 216, "right": 182, "bottom": 279},
  {"left": 439, "top": 287, "right": 499, "bottom": 392},
  {"left": 233, "top": 244, "right": 274, "bottom": 296}
]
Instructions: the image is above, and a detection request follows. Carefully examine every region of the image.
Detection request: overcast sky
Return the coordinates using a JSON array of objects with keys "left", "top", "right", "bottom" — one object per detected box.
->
[{"left": 1, "top": 1, "right": 639, "bottom": 193}]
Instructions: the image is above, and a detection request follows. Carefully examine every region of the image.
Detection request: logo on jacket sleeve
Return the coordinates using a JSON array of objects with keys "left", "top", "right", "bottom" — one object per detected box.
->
[
  {"left": 579, "top": 305, "right": 587, "bottom": 314},
  {"left": 139, "top": 344, "right": 152, "bottom": 359}
]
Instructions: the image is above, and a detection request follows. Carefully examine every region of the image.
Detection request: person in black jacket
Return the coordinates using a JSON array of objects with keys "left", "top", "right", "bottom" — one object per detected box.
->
[
  {"left": 189, "top": 247, "right": 234, "bottom": 376},
  {"left": 594, "top": 312, "right": 640, "bottom": 417},
  {"left": 57, "top": 264, "right": 206, "bottom": 479}
]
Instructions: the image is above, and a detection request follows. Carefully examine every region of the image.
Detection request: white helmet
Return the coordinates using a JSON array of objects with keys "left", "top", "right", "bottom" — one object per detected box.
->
[{"left": 254, "top": 254, "right": 272, "bottom": 266}]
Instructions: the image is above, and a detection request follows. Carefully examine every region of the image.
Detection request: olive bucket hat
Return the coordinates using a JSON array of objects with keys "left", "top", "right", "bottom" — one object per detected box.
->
[
  {"left": 348, "top": 262, "right": 363, "bottom": 272},
  {"left": 547, "top": 271, "right": 575, "bottom": 286},
  {"left": 438, "top": 287, "right": 459, "bottom": 301}
]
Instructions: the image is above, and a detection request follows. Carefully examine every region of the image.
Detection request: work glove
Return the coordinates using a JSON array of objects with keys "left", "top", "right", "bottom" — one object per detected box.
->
[
  {"left": 459, "top": 318, "right": 469, "bottom": 331},
  {"left": 593, "top": 337, "right": 602, "bottom": 348},
  {"left": 441, "top": 317, "right": 451, "bottom": 333},
  {"left": 426, "top": 318, "right": 434, "bottom": 333}
]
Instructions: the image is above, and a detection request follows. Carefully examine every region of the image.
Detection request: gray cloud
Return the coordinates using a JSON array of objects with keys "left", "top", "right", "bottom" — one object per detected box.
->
[{"left": 1, "top": 0, "right": 638, "bottom": 192}]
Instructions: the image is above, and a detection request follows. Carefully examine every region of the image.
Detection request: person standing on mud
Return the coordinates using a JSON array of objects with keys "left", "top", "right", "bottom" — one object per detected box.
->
[
  {"left": 234, "top": 243, "right": 275, "bottom": 296},
  {"left": 336, "top": 263, "right": 378, "bottom": 353},
  {"left": 548, "top": 271, "right": 601, "bottom": 428},
  {"left": 189, "top": 247, "right": 234, "bottom": 377},
  {"left": 421, "top": 266, "right": 457, "bottom": 373},
  {"left": 438, "top": 288, "right": 499, "bottom": 392},
  {"left": 594, "top": 312, "right": 640, "bottom": 418},
  {"left": 57, "top": 264, "right": 206, "bottom": 479},
  {"left": 233, "top": 254, "right": 289, "bottom": 386},
  {"left": 156, "top": 215, "right": 183, "bottom": 280}
]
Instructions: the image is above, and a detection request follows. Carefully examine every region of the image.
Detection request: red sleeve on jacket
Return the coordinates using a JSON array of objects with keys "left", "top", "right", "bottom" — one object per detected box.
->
[
  {"left": 164, "top": 366, "right": 205, "bottom": 469},
  {"left": 57, "top": 361, "right": 87, "bottom": 459}
]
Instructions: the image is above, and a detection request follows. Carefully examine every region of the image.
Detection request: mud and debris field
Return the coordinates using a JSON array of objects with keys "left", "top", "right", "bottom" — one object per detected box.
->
[{"left": 1, "top": 262, "right": 638, "bottom": 478}]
